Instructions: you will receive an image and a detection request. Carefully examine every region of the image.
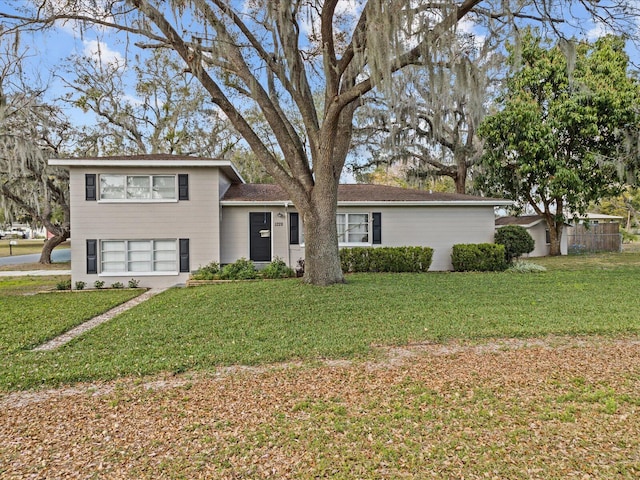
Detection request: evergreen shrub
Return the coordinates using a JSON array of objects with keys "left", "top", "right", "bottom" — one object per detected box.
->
[
  {"left": 191, "top": 261, "right": 221, "bottom": 280},
  {"left": 451, "top": 243, "right": 507, "bottom": 272},
  {"left": 262, "top": 258, "right": 295, "bottom": 279},
  {"left": 340, "top": 246, "right": 433, "bottom": 273},
  {"left": 219, "top": 258, "right": 258, "bottom": 280},
  {"left": 494, "top": 225, "right": 535, "bottom": 263}
]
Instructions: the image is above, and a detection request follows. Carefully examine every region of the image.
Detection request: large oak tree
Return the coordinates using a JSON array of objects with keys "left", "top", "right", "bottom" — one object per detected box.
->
[
  {"left": 2, "top": 1, "right": 638, "bottom": 282},
  {"left": 0, "top": 44, "right": 72, "bottom": 263}
]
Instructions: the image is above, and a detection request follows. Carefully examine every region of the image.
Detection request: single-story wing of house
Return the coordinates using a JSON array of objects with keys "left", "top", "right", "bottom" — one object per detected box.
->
[
  {"left": 50, "top": 155, "right": 512, "bottom": 288},
  {"left": 495, "top": 215, "right": 568, "bottom": 257}
]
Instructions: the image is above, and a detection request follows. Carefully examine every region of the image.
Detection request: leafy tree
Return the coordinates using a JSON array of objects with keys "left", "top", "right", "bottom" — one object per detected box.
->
[
  {"left": 0, "top": 44, "right": 71, "bottom": 263},
  {"left": 2, "top": 1, "right": 639, "bottom": 282},
  {"left": 227, "top": 148, "right": 274, "bottom": 184},
  {"left": 595, "top": 187, "right": 640, "bottom": 232},
  {"left": 478, "top": 31, "right": 640, "bottom": 255}
]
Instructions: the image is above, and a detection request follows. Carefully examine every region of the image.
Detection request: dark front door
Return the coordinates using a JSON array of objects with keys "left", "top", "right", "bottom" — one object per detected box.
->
[{"left": 249, "top": 212, "right": 271, "bottom": 262}]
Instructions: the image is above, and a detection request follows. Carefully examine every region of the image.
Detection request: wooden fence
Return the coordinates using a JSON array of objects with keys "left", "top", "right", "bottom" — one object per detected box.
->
[{"left": 566, "top": 223, "right": 621, "bottom": 254}]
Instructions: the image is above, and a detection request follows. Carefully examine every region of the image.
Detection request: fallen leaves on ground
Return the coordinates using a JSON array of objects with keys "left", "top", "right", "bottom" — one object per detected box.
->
[{"left": 1, "top": 336, "right": 639, "bottom": 479}]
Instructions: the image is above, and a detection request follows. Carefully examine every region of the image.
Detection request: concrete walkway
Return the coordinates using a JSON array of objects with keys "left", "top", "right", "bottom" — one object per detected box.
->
[
  {"left": 33, "top": 287, "right": 168, "bottom": 351},
  {"left": 0, "top": 270, "right": 71, "bottom": 276}
]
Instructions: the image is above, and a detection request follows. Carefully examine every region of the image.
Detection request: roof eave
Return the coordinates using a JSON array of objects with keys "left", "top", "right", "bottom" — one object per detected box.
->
[
  {"left": 48, "top": 158, "right": 245, "bottom": 184},
  {"left": 220, "top": 200, "right": 514, "bottom": 207}
]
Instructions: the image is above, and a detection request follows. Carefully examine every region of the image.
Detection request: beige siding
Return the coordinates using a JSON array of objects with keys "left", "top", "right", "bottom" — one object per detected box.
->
[
  {"left": 357, "top": 206, "right": 496, "bottom": 271},
  {"left": 523, "top": 224, "right": 550, "bottom": 257},
  {"left": 519, "top": 223, "right": 568, "bottom": 257},
  {"left": 70, "top": 167, "right": 221, "bottom": 288},
  {"left": 220, "top": 205, "right": 291, "bottom": 264},
  {"left": 221, "top": 204, "right": 497, "bottom": 271}
]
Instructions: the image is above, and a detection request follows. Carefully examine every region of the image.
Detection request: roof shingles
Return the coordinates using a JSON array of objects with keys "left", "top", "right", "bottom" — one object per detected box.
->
[{"left": 222, "top": 183, "right": 505, "bottom": 203}]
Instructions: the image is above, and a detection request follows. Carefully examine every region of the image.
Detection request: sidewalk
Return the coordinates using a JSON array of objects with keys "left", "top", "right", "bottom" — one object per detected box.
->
[{"left": 0, "top": 270, "right": 71, "bottom": 276}]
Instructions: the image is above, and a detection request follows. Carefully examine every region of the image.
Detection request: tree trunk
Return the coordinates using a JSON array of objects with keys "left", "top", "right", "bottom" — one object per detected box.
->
[
  {"left": 299, "top": 163, "right": 345, "bottom": 286},
  {"left": 454, "top": 161, "right": 468, "bottom": 194},
  {"left": 302, "top": 205, "right": 345, "bottom": 286},
  {"left": 39, "top": 230, "right": 70, "bottom": 264},
  {"left": 546, "top": 218, "right": 563, "bottom": 256}
]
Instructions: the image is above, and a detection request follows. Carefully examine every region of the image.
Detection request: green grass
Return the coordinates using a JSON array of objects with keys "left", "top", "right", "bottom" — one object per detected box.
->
[
  {"left": 1, "top": 253, "right": 639, "bottom": 391},
  {"left": 0, "top": 287, "right": 141, "bottom": 354},
  {"left": 0, "top": 275, "right": 71, "bottom": 295}
]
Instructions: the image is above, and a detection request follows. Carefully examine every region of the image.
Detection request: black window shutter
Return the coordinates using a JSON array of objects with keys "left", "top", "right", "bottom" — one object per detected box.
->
[
  {"left": 179, "top": 238, "right": 190, "bottom": 272},
  {"left": 372, "top": 212, "right": 382, "bottom": 244},
  {"left": 289, "top": 212, "right": 299, "bottom": 245},
  {"left": 85, "top": 174, "right": 97, "bottom": 201},
  {"left": 178, "top": 174, "right": 189, "bottom": 200},
  {"left": 86, "top": 239, "right": 98, "bottom": 274}
]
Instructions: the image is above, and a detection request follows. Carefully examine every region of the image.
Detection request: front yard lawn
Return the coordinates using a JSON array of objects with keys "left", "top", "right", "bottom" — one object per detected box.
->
[
  {"left": 0, "top": 275, "right": 142, "bottom": 374},
  {"left": 1, "top": 255, "right": 639, "bottom": 391}
]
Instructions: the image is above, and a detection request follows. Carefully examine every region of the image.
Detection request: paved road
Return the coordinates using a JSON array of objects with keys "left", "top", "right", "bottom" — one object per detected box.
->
[{"left": 0, "top": 248, "right": 71, "bottom": 266}]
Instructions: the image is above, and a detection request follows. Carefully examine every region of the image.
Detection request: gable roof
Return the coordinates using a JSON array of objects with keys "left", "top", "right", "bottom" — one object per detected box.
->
[
  {"left": 222, "top": 183, "right": 512, "bottom": 206},
  {"left": 49, "top": 154, "right": 245, "bottom": 184}
]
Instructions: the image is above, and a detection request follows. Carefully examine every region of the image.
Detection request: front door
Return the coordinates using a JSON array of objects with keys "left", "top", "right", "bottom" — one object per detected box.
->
[{"left": 249, "top": 212, "right": 271, "bottom": 262}]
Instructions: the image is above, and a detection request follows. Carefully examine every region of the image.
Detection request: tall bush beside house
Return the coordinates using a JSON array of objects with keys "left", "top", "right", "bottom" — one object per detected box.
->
[
  {"left": 451, "top": 244, "right": 507, "bottom": 272},
  {"left": 494, "top": 225, "right": 535, "bottom": 264}
]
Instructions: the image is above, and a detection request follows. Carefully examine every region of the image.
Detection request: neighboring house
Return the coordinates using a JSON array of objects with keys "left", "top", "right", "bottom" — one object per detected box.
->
[
  {"left": 572, "top": 213, "right": 624, "bottom": 225},
  {"left": 50, "top": 155, "right": 511, "bottom": 288},
  {"left": 495, "top": 215, "right": 569, "bottom": 257}
]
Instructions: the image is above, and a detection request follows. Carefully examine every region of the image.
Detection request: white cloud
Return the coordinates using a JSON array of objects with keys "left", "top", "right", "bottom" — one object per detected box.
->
[
  {"left": 586, "top": 21, "right": 609, "bottom": 41},
  {"left": 299, "top": 0, "right": 362, "bottom": 37},
  {"left": 83, "top": 39, "right": 124, "bottom": 67}
]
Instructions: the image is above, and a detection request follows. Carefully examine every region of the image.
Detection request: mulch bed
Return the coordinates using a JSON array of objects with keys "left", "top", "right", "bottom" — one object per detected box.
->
[{"left": 1, "top": 336, "right": 639, "bottom": 479}]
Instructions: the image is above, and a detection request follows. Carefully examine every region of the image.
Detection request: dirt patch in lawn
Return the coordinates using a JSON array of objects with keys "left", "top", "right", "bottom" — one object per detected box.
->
[{"left": 2, "top": 336, "right": 639, "bottom": 479}]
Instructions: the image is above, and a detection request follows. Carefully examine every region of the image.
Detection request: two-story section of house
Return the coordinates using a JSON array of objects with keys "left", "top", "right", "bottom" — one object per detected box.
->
[
  {"left": 50, "top": 155, "right": 244, "bottom": 288},
  {"left": 51, "top": 154, "right": 511, "bottom": 289}
]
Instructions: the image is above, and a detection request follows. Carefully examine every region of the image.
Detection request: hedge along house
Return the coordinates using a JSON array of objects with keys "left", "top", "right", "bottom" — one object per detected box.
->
[{"left": 50, "top": 155, "right": 512, "bottom": 289}]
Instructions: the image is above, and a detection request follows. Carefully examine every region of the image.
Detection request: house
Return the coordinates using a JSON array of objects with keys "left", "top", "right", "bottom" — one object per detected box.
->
[
  {"left": 572, "top": 212, "right": 624, "bottom": 225},
  {"left": 50, "top": 155, "right": 511, "bottom": 288},
  {"left": 495, "top": 215, "right": 568, "bottom": 257}
]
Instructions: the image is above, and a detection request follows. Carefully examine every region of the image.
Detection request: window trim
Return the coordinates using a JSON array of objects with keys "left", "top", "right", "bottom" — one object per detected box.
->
[
  {"left": 97, "top": 174, "right": 179, "bottom": 203},
  {"left": 337, "top": 212, "right": 370, "bottom": 246},
  {"left": 98, "top": 239, "right": 180, "bottom": 276},
  {"left": 296, "top": 212, "right": 374, "bottom": 247}
]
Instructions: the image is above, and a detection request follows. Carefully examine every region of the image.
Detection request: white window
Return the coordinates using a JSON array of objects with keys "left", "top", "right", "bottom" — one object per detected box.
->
[
  {"left": 100, "top": 240, "right": 177, "bottom": 273},
  {"left": 99, "top": 174, "right": 176, "bottom": 201},
  {"left": 337, "top": 213, "right": 369, "bottom": 245},
  {"left": 297, "top": 213, "right": 371, "bottom": 246}
]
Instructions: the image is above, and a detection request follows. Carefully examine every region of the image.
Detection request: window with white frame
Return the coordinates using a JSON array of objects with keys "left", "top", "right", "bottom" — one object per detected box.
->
[
  {"left": 100, "top": 240, "right": 177, "bottom": 273},
  {"left": 99, "top": 174, "right": 177, "bottom": 201},
  {"left": 295, "top": 213, "right": 372, "bottom": 246},
  {"left": 337, "top": 213, "right": 369, "bottom": 244}
]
